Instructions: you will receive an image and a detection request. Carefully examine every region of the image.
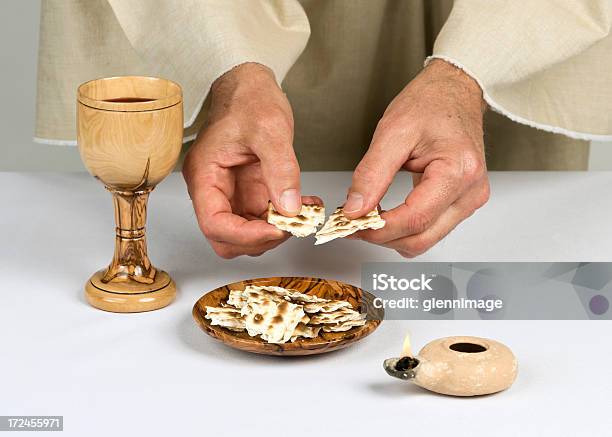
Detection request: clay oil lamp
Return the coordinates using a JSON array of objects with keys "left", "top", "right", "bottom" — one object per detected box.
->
[{"left": 384, "top": 334, "right": 518, "bottom": 396}]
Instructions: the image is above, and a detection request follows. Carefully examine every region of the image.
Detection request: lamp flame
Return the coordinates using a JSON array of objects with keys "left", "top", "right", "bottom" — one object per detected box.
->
[
  {"left": 401, "top": 332, "right": 413, "bottom": 357},
  {"left": 383, "top": 332, "right": 419, "bottom": 380}
]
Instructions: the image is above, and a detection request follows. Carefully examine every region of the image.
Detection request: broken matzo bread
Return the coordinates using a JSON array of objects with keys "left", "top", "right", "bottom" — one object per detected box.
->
[
  {"left": 204, "top": 307, "right": 246, "bottom": 331},
  {"left": 314, "top": 206, "right": 385, "bottom": 245},
  {"left": 290, "top": 323, "right": 321, "bottom": 342},
  {"left": 303, "top": 299, "right": 353, "bottom": 314},
  {"left": 227, "top": 289, "right": 248, "bottom": 308},
  {"left": 205, "top": 284, "right": 366, "bottom": 343},
  {"left": 241, "top": 291, "right": 306, "bottom": 344},
  {"left": 267, "top": 202, "right": 325, "bottom": 237},
  {"left": 270, "top": 287, "right": 327, "bottom": 304},
  {"left": 321, "top": 318, "right": 367, "bottom": 332},
  {"left": 308, "top": 307, "right": 365, "bottom": 325},
  {"left": 245, "top": 285, "right": 327, "bottom": 304}
]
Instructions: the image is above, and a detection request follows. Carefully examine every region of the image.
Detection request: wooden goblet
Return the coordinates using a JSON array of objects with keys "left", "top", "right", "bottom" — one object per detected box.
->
[{"left": 77, "top": 76, "right": 183, "bottom": 312}]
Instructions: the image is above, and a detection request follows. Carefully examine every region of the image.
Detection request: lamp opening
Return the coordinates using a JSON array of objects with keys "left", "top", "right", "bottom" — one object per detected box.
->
[{"left": 449, "top": 342, "right": 487, "bottom": 353}]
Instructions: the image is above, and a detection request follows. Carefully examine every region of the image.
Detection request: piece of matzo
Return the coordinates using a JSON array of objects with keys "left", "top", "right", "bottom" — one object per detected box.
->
[
  {"left": 241, "top": 292, "right": 306, "bottom": 344},
  {"left": 205, "top": 306, "right": 246, "bottom": 331},
  {"left": 267, "top": 202, "right": 325, "bottom": 237},
  {"left": 290, "top": 323, "right": 321, "bottom": 342},
  {"left": 246, "top": 285, "right": 328, "bottom": 304},
  {"left": 321, "top": 318, "right": 367, "bottom": 332},
  {"left": 314, "top": 206, "right": 385, "bottom": 245},
  {"left": 308, "top": 307, "right": 365, "bottom": 325},
  {"left": 303, "top": 300, "right": 353, "bottom": 314}
]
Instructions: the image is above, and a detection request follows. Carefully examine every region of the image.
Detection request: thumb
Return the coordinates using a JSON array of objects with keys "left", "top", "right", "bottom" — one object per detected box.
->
[
  {"left": 258, "top": 143, "right": 302, "bottom": 217},
  {"left": 344, "top": 138, "right": 407, "bottom": 219}
]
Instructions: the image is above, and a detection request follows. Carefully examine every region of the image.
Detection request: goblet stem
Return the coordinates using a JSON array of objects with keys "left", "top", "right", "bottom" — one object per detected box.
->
[{"left": 101, "top": 187, "right": 157, "bottom": 284}]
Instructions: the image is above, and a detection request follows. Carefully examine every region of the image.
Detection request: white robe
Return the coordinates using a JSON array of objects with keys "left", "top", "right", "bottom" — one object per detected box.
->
[{"left": 35, "top": 0, "right": 611, "bottom": 169}]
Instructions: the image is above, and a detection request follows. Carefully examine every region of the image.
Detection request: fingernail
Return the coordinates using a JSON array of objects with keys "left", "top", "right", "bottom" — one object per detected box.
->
[
  {"left": 344, "top": 192, "right": 363, "bottom": 213},
  {"left": 279, "top": 189, "right": 301, "bottom": 214}
]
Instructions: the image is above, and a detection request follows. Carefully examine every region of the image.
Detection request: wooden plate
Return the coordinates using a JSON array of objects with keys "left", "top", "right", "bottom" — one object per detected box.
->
[{"left": 193, "top": 277, "right": 383, "bottom": 356}]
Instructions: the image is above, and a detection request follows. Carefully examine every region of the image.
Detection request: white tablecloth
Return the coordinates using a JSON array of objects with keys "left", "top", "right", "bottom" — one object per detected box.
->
[{"left": 1, "top": 172, "right": 610, "bottom": 436}]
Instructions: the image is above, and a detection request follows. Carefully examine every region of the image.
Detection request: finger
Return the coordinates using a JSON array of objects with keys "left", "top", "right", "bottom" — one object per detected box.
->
[
  {"left": 381, "top": 203, "right": 471, "bottom": 257},
  {"left": 301, "top": 195, "right": 324, "bottom": 207},
  {"left": 209, "top": 235, "right": 290, "bottom": 259},
  {"left": 198, "top": 195, "right": 285, "bottom": 245},
  {"left": 379, "top": 184, "right": 487, "bottom": 256},
  {"left": 257, "top": 141, "right": 302, "bottom": 217},
  {"left": 344, "top": 124, "right": 412, "bottom": 219},
  {"left": 190, "top": 169, "right": 286, "bottom": 245},
  {"left": 412, "top": 172, "right": 422, "bottom": 186},
  {"left": 355, "top": 160, "right": 466, "bottom": 243},
  {"left": 251, "top": 196, "right": 323, "bottom": 220},
  {"left": 249, "top": 196, "right": 323, "bottom": 221}
]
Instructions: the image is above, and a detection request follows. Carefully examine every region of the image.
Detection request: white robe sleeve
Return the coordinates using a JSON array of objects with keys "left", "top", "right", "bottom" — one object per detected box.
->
[
  {"left": 429, "top": 0, "right": 612, "bottom": 141},
  {"left": 107, "top": 0, "right": 310, "bottom": 129},
  {"left": 35, "top": 0, "right": 310, "bottom": 144}
]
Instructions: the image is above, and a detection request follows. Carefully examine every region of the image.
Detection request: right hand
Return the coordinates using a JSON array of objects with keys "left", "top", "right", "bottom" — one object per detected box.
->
[{"left": 183, "top": 63, "right": 319, "bottom": 259}]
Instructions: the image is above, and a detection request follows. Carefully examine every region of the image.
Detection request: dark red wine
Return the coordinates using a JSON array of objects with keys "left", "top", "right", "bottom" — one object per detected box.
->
[{"left": 103, "top": 97, "right": 155, "bottom": 103}]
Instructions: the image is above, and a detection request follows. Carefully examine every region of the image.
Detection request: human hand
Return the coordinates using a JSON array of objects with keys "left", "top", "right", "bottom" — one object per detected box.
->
[
  {"left": 183, "top": 63, "right": 319, "bottom": 258},
  {"left": 344, "top": 59, "right": 490, "bottom": 257}
]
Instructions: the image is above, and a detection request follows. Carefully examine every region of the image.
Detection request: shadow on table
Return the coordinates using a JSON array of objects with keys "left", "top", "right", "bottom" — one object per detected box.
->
[
  {"left": 365, "top": 380, "right": 516, "bottom": 400},
  {"left": 365, "top": 380, "right": 433, "bottom": 398}
]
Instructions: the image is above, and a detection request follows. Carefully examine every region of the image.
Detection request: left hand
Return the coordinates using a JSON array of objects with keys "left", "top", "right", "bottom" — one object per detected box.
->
[
  {"left": 182, "top": 63, "right": 315, "bottom": 259},
  {"left": 343, "top": 59, "right": 490, "bottom": 258}
]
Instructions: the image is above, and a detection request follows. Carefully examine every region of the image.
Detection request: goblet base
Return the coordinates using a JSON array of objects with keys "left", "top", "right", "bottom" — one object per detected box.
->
[{"left": 85, "top": 270, "right": 176, "bottom": 313}]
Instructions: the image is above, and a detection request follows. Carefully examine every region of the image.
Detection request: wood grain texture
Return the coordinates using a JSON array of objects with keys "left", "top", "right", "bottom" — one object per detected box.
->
[
  {"left": 77, "top": 76, "right": 183, "bottom": 313},
  {"left": 77, "top": 87, "right": 183, "bottom": 189},
  {"left": 86, "top": 270, "right": 176, "bottom": 313},
  {"left": 77, "top": 76, "right": 182, "bottom": 112},
  {"left": 193, "top": 277, "right": 384, "bottom": 356}
]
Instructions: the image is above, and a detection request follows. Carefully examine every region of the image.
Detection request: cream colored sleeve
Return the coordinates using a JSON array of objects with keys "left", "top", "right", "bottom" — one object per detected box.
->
[
  {"left": 35, "top": 0, "right": 310, "bottom": 145},
  {"left": 429, "top": 0, "right": 612, "bottom": 141},
  {"left": 107, "top": 0, "right": 310, "bottom": 128}
]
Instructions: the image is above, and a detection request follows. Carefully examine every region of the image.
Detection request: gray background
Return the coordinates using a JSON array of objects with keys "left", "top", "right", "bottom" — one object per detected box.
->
[{"left": 2, "top": 0, "right": 611, "bottom": 171}]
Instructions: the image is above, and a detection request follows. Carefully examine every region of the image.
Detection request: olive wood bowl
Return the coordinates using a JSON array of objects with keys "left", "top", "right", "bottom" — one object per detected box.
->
[{"left": 193, "top": 276, "right": 383, "bottom": 356}]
